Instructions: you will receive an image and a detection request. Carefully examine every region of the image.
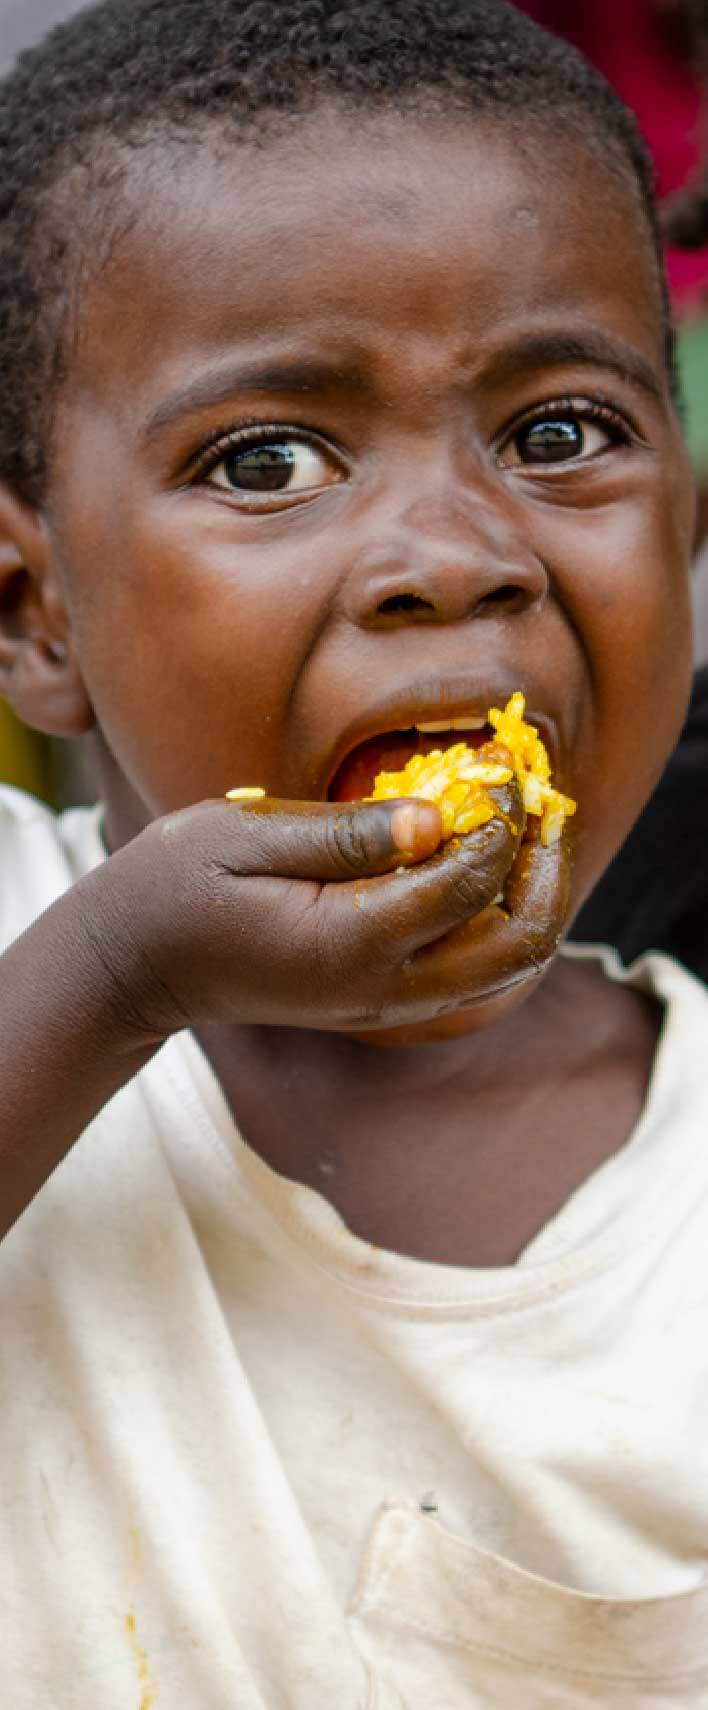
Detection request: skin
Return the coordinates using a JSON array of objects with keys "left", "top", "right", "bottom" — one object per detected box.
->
[{"left": 0, "top": 109, "right": 696, "bottom": 1261}]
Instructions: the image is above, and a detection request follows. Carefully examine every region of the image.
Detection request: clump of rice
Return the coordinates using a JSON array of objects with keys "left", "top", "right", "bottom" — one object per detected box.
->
[{"left": 367, "top": 693, "right": 576, "bottom": 847}]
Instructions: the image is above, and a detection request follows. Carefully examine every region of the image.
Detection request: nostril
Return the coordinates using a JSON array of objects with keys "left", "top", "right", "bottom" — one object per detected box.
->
[
  {"left": 377, "top": 592, "right": 435, "bottom": 616},
  {"left": 477, "top": 584, "right": 528, "bottom": 611}
]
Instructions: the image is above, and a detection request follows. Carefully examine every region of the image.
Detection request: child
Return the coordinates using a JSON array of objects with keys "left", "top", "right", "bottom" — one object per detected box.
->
[{"left": 0, "top": 0, "right": 705, "bottom": 1703}]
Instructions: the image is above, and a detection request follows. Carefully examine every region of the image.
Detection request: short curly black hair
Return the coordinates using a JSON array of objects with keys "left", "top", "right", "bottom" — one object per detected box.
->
[{"left": 0, "top": 0, "right": 668, "bottom": 503}]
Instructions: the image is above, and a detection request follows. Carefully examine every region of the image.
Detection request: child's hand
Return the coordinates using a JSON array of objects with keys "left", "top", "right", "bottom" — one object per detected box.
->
[
  {"left": 0, "top": 785, "right": 570, "bottom": 1235},
  {"left": 93, "top": 785, "right": 569, "bottom": 1039}
]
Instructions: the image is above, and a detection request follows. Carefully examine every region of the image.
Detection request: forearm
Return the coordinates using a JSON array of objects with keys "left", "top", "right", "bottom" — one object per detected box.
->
[{"left": 0, "top": 864, "right": 164, "bottom": 1239}]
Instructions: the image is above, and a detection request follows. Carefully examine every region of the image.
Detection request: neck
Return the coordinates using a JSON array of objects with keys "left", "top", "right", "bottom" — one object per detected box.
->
[
  {"left": 196, "top": 963, "right": 562, "bottom": 1106},
  {"left": 192, "top": 954, "right": 660, "bottom": 1266}
]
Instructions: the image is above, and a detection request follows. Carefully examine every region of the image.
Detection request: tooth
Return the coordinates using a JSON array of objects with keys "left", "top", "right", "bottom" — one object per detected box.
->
[{"left": 414, "top": 717, "right": 487, "bottom": 733}]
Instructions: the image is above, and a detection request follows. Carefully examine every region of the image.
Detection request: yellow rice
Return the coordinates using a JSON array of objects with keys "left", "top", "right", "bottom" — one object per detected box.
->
[{"left": 367, "top": 692, "right": 576, "bottom": 847}]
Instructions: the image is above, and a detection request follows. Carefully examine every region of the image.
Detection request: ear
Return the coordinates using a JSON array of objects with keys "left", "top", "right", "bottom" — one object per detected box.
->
[{"left": 0, "top": 482, "right": 93, "bottom": 737}]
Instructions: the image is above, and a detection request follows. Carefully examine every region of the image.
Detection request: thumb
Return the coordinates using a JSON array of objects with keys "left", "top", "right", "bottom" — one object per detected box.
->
[{"left": 219, "top": 795, "right": 443, "bottom": 880}]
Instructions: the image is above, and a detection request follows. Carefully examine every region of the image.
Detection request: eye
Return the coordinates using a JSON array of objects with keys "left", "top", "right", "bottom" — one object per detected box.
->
[
  {"left": 496, "top": 400, "right": 630, "bottom": 469},
  {"left": 199, "top": 430, "right": 343, "bottom": 499}
]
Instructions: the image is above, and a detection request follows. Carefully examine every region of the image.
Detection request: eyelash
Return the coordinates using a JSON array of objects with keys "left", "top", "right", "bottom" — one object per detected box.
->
[
  {"left": 188, "top": 392, "right": 637, "bottom": 483},
  {"left": 496, "top": 393, "right": 636, "bottom": 455},
  {"left": 190, "top": 420, "right": 340, "bottom": 481}
]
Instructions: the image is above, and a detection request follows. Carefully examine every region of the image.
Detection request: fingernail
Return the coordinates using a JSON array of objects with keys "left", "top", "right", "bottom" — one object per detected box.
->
[{"left": 390, "top": 802, "right": 441, "bottom": 858}]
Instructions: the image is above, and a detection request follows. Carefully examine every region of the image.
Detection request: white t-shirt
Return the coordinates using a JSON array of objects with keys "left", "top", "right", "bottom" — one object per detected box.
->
[{"left": 2, "top": 782, "right": 708, "bottom": 1708}]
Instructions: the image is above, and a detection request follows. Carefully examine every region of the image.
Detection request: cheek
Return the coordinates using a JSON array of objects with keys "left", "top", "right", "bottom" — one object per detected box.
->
[
  {"left": 60, "top": 494, "right": 333, "bottom": 811},
  {"left": 549, "top": 476, "right": 693, "bottom": 906}
]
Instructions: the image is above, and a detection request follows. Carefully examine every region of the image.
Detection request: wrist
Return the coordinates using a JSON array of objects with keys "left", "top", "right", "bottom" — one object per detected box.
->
[{"left": 68, "top": 841, "right": 188, "bottom": 1049}]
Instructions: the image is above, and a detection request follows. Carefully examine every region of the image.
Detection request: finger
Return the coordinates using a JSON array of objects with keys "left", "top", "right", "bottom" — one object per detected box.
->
[
  {"left": 324, "top": 781, "right": 525, "bottom": 959},
  {"left": 503, "top": 836, "right": 573, "bottom": 961},
  {"left": 378, "top": 837, "right": 572, "bottom": 1021},
  {"left": 172, "top": 795, "right": 443, "bottom": 880}
]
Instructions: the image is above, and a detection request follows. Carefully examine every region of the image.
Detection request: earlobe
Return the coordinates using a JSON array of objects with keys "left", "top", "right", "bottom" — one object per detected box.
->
[{"left": 0, "top": 483, "right": 93, "bottom": 737}]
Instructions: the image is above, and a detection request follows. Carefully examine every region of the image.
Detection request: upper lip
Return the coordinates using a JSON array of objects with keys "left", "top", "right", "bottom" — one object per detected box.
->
[{"left": 321, "top": 671, "right": 562, "bottom": 798}]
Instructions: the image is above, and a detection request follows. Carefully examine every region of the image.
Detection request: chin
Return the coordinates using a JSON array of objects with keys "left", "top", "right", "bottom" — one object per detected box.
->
[{"left": 344, "top": 964, "right": 548, "bottom": 1048}]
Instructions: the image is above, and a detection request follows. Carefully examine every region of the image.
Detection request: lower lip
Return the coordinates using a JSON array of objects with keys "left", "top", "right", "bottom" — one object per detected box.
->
[{"left": 329, "top": 726, "right": 493, "bottom": 801}]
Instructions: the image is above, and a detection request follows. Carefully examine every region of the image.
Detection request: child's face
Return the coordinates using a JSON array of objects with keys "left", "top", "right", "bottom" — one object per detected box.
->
[{"left": 48, "top": 109, "right": 693, "bottom": 914}]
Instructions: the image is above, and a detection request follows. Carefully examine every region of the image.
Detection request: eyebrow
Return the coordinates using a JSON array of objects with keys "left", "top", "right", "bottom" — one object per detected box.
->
[
  {"left": 143, "top": 358, "right": 355, "bottom": 439},
  {"left": 490, "top": 330, "right": 665, "bottom": 403},
  {"left": 143, "top": 328, "right": 665, "bottom": 442}
]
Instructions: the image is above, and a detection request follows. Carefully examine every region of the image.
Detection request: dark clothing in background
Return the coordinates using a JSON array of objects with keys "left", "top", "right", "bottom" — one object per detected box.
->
[{"left": 572, "top": 667, "right": 708, "bottom": 979}]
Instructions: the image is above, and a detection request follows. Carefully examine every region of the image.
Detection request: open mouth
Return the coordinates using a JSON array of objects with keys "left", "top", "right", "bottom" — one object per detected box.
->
[
  {"left": 326, "top": 694, "right": 575, "bottom": 849},
  {"left": 329, "top": 718, "right": 493, "bottom": 801}
]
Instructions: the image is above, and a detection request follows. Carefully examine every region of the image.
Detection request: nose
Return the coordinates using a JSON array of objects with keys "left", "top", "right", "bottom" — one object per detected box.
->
[{"left": 342, "top": 485, "right": 548, "bottom": 628}]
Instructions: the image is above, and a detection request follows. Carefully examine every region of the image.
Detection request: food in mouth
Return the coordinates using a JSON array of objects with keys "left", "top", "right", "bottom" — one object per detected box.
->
[
  {"left": 226, "top": 694, "right": 575, "bottom": 849},
  {"left": 366, "top": 694, "right": 576, "bottom": 847}
]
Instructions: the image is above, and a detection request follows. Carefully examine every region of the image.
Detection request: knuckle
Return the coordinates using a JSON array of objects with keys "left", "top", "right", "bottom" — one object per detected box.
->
[
  {"left": 447, "top": 831, "right": 505, "bottom": 915},
  {"left": 157, "top": 802, "right": 208, "bottom": 850},
  {"left": 327, "top": 810, "right": 371, "bottom": 874},
  {"left": 158, "top": 810, "right": 184, "bottom": 846},
  {"left": 447, "top": 864, "right": 491, "bottom": 918}
]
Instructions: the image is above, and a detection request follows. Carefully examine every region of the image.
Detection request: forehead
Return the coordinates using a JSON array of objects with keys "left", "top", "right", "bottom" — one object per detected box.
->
[{"left": 63, "top": 110, "right": 667, "bottom": 423}]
